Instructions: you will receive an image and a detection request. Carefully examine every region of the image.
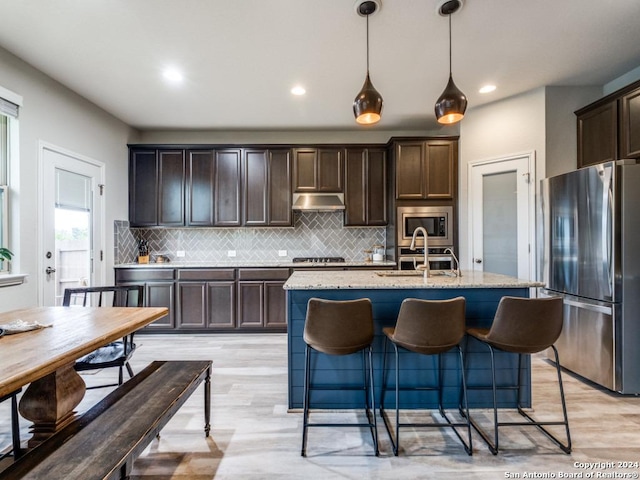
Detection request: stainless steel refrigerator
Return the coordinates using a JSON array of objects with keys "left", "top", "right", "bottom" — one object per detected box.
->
[{"left": 540, "top": 160, "right": 640, "bottom": 393}]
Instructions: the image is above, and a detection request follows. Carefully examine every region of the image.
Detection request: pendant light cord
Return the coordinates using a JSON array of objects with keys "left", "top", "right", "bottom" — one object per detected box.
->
[
  {"left": 366, "top": 13, "right": 370, "bottom": 75},
  {"left": 448, "top": 13, "right": 452, "bottom": 76}
]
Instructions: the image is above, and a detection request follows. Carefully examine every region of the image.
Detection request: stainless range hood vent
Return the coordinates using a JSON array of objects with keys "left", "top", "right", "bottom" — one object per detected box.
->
[{"left": 292, "top": 193, "right": 345, "bottom": 212}]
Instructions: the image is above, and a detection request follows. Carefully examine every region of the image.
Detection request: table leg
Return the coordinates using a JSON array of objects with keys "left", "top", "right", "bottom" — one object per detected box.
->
[{"left": 18, "top": 363, "right": 86, "bottom": 448}]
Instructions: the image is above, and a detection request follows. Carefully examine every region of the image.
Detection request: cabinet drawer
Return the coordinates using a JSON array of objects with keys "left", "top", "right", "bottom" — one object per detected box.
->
[
  {"left": 237, "top": 268, "right": 290, "bottom": 281},
  {"left": 178, "top": 269, "right": 235, "bottom": 281},
  {"left": 115, "top": 269, "right": 175, "bottom": 282}
]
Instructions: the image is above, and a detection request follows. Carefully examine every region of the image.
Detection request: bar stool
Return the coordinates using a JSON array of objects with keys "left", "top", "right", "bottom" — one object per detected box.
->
[
  {"left": 301, "top": 297, "right": 378, "bottom": 457},
  {"left": 465, "top": 296, "right": 571, "bottom": 454},
  {"left": 380, "top": 297, "right": 472, "bottom": 456}
]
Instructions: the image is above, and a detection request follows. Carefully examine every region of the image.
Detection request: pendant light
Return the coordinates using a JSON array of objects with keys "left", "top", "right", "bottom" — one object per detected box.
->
[
  {"left": 353, "top": 0, "right": 383, "bottom": 125},
  {"left": 435, "top": 0, "right": 467, "bottom": 125}
]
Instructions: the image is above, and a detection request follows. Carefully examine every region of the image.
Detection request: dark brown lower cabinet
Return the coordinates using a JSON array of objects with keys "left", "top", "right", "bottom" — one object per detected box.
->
[
  {"left": 264, "top": 281, "right": 287, "bottom": 328},
  {"left": 207, "top": 282, "right": 236, "bottom": 329},
  {"left": 145, "top": 282, "right": 176, "bottom": 329},
  {"left": 177, "top": 269, "right": 236, "bottom": 330},
  {"left": 237, "top": 268, "right": 289, "bottom": 331},
  {"left": 115, "top": 268, "right": 176, "bottom": 330},
  {"left": 237, "top": 282, "right": 263, "bottom": 328},
  {"left": 177, "top": 282, "right": 208, "bottom": 329}
]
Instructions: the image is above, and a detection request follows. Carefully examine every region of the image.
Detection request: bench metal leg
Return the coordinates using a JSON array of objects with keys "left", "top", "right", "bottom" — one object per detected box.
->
[
  {"left": 156, "top": 364, "right": 211, "bottom": 440},
  {"left": 204, "top": 366, "right": 211, "bottom": 437}
]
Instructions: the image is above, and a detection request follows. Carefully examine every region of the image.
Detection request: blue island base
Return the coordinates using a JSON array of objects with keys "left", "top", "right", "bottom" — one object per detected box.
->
[{"left": 287, "top": 287, "right": 531, "bottom": 410}]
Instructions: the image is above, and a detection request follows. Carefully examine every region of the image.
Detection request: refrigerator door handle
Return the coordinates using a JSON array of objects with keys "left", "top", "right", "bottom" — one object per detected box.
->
[
  {"left": 563, "top": 298, "right": 613, "bottom": 316},
  {"left": 602, "top": 164, "right": 614, "bottom": 295}
]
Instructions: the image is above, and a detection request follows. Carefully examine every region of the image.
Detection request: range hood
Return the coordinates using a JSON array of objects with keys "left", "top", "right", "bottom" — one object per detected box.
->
[{"left": 292, "top": 193, "right": 345, "bottom": 212}]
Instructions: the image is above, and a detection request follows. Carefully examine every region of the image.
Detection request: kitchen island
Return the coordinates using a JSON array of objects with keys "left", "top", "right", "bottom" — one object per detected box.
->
[{"left": 284, "top": 270, "right": 543, "bottom": 410}]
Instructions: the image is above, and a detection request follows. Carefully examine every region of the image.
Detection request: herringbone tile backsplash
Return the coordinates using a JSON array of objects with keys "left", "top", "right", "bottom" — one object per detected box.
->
[{"left": 115, "top": 212, "right": 386, "bottom": 264}]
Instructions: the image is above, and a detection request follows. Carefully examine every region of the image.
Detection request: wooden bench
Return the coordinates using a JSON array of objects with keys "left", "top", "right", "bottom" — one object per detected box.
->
[{"left": 0, "top": 360, "right": 211, "bottom": 480}]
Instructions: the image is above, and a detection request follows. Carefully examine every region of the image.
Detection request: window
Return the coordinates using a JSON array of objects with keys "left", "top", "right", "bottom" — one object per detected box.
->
[
  {"left": 0, "top": 116, "right": 8, "bottom": 273},
  {"left": 0, "top": 93, "right": 19, "bottom": 274}
]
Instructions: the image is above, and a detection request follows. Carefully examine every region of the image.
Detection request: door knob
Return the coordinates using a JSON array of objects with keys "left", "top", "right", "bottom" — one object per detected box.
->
[
  {"left": 474, "top": 259, "right": 482, "bottom": 264},
  {"left": 45, "top": 266, "right": 56, "bottom": 274}
]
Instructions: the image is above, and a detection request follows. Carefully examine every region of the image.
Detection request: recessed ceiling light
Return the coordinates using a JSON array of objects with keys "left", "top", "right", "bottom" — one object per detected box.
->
[
  {"left": 291, "top": 86, "right": 306, "bottom": 96},
  {"left": 479, "top": 84, "right": 497, "bottom": 94},
  {"left": 163, "top": 68, "right": 183, "bottom": 83}
]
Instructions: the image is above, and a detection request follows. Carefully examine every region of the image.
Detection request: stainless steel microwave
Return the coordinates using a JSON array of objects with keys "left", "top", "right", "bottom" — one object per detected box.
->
[{"left": 397, "top": 206, "right": 453, "bottom": 247}]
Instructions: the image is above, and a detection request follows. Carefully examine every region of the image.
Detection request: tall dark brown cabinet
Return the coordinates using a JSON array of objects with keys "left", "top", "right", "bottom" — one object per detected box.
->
[
  {"left": 130, "top": 146, "right": 293, "bottom": 228},
  {"left": 129, "top": 149, "right": 185, "bottom": 227},
  {"left": 214, "top": 149, "right": 242, "bottom": 226},
  {"left": 244, "top": 149, "right": 292, "bottom": 226},
  {"left": 186, "top": 150, "right": 215, "bottom": 226},
  {"left": 344, "top": 147, "right": 387, "bottom": 226}
]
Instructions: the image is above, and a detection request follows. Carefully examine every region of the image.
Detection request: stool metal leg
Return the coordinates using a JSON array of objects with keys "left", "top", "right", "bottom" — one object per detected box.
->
[
  {"left": 466, "top": 340, "right": 571, "bottom": 454},
  {"left": 302, "top": 344, "right": 379, "bottom": 457},
  {"left": 301, "top": 344, "right": 311, "bottom": 457},
  {"left": 366, "top": 346, "right": 379, "bottom": 456},
  {"left": 379, "top": 338, "right": 400, "bottom": 455},
  {"left": 380, "top": 342, "right": 472, "bottom": 456},
  {"left": 515, "top": 346, "right": 571, "bottom": 453}
]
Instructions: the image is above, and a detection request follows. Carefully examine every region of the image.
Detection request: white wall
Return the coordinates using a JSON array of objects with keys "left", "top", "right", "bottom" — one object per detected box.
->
[
  {"left": 458, "top": 88, "right": 546, "bottom": 272},
  {"left": 544, "top": 86, "right": 602, "bottom": 177},
  {"left": 604, "top": 65, "right": 640, "bottom": 96},
  {"left": 458, "top": 85, "right": 610, "bottom": 276},
  {"left": 0, "top": 46, "right": 138, "bottom": 311}
]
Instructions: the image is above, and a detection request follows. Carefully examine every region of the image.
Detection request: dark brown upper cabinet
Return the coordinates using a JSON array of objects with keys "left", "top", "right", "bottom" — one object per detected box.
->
[
  {"left": 214, "top": 149, "right": 242, "bottom": 226},
  {"left": 577, "top": 101, "right": 618, "bottom": 168},
  {"left": 293, "top": 148, "right": 343, "bottom": 192},
  {"left": 576, "top": 79, "right": 640, "bottom": 168},
  {"left": 394, "top": 140, "right": 456, "bottom": 200},
  {"left": 186, "top": 150, "right": 215, "bottom": 226},
  {"left": 620, "top": 88, "right": 640, "bottom": 159},
  {"left": 129, "top": 148, "right": 184, "bottom": 227},
  {"left": 244, "top": 149, "right": 292, "bottom": 226},
  {"left": 344, "top": 148, "right": 387, "bottom": 226}
]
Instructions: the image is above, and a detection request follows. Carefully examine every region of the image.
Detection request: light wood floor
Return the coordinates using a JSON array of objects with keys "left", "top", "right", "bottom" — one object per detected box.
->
[{"left": 2, "top": 333, "right": 640, "bottom": 479}]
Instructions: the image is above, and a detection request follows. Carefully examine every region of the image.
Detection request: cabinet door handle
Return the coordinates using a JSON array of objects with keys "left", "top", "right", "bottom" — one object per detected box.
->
[{"left": 474, "top": 258, "right": 482, "bottom": 264}]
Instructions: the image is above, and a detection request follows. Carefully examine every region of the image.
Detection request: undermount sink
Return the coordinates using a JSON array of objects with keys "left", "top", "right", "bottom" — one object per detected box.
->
[
  {"left": 375, "top": 271, "right": 422, "bottom": 277},
  {"left": 375, "top": 270, "right": 458, "bottom": 277}
]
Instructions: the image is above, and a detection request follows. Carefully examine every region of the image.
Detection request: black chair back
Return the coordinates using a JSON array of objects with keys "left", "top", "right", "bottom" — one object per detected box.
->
[{"left": 62, "top": 285, "right": 144, "bottom": 308}]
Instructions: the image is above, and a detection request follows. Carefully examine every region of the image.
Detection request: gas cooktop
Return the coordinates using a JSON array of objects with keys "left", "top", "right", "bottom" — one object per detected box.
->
[{"left": 292, "top": 257, "right": 346, "bottom": 264}]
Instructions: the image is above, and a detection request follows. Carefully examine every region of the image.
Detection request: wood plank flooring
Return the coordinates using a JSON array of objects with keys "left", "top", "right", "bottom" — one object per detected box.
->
[{"left": 1, "top": 333, "right": 640, "bottom": 479}]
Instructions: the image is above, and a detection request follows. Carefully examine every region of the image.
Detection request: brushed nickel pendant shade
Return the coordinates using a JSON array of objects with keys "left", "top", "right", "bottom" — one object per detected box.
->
[
  {"left": 353, "top": 0, "right": 383, "bottom": 125},
  {"left": 435, "top": 0, "right": 467, "bottom": 125}
]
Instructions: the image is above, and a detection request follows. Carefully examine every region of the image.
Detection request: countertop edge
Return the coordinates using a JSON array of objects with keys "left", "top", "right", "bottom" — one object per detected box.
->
[
  {"left": 114, "top": 261, "right": 397, "bottom": 269},
  {"left": 283, "top": 270, "right": 544, "bottom": 290}
]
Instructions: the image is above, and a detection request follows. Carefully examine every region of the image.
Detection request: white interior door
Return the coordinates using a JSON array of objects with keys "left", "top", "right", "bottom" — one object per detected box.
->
[
  {"left": 469, "top": 153, "right": 534, "bottom": 279},
  {"left": 40, "top": 144, "right": 104, "bottom": 306}
]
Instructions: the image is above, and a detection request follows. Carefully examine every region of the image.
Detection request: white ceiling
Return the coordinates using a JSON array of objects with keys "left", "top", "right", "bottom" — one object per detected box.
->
[{"left": 1, "top": 0, "right": 639, "bottom": 131}]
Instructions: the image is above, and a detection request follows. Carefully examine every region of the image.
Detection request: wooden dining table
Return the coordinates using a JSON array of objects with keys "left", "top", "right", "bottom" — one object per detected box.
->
[{"left": 0, "top": 306, "right": 168, "bottom": 447}]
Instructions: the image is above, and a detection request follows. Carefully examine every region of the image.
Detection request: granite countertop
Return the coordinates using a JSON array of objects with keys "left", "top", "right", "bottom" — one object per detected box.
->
[
  {"left": 114, "top": 260, "right": 397, "bottom": 269},
  {"left": 283, "top": 270, "right": 544, "bottom": 290}
]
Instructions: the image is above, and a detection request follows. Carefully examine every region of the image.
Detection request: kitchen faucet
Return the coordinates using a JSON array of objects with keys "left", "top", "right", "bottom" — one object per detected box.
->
[
  {"left": 444, "top": 247, "right": 462, "bottom": 277},
  {"left": 410, "top": 227, "right": 430, "bottom": 278}
]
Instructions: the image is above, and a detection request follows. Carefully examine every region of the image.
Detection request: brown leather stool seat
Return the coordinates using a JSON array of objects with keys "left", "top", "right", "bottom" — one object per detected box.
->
[
  {"left": 301, "top": 298, "right": 378, "bottom": 457},
  {"left": 380, "top": 297, "right": 472, "bottom": 455},
  {"left": 465, "top": 296, "right": 571, "bottom": 454}
]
